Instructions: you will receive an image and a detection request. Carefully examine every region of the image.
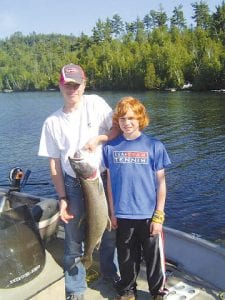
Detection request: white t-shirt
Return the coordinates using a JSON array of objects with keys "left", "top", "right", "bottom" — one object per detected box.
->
[{"left": 38, "top": 94, "right": 112, "bottom": 177}]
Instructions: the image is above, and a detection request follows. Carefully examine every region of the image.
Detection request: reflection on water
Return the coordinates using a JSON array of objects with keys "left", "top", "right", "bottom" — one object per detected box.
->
[{"left": 0, "top": 91, "right": 225, "bottom": 244}]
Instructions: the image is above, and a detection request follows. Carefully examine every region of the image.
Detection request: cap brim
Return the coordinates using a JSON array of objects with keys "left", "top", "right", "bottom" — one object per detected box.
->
[{"left": 63, "top": 78, "right": 83, "bottom": 85}]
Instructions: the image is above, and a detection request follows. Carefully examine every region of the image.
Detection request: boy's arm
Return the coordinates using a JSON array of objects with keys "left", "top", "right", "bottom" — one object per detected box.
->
[
  {"left": 155, "top": 168, "right": 166, "bottom": 212},
  {"left": 49, "top": 158, "right": 66, "bottom": 199},
  {"left": 150, "top": 168, "right": 166, "bottom": 235},
  {"left": 49, "top": 158, "right": 74, "bottom": 223},
  {"left": 84, "top": 123, "right": 121, "bottom": 151},
  {"left": 98, "top": 122, "right": 121, "bottom": 143},
  {"left": 106, "top": 169, "right": 117, "bottom": 229}
]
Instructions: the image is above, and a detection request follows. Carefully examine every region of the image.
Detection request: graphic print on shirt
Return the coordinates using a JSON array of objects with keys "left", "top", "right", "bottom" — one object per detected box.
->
[{"left": 113, "top": 151, "right": 149, "bottom": 164}]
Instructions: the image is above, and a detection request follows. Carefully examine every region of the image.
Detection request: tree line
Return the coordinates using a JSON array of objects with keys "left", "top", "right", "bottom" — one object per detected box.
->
[{"left": 1, "top": 1, "right": 225, "bottom": 92}]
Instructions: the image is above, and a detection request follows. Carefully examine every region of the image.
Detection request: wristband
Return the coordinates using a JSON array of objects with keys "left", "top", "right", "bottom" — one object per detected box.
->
[
  {"left": 59, "top": 196, "right": 67, "bottom": 201},
  {"left": 152, "top": 210, "right": 165, "bottom": 224}
]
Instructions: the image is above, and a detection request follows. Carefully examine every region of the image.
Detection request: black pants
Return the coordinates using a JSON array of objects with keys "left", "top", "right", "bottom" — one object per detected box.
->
[{"left": 116, "top": 218, "right": 166, "bottom": 296}]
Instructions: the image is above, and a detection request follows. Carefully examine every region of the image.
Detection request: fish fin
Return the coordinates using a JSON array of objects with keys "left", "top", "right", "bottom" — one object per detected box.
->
[
  {"left": 81, "top": 255, "right": 92, "bottom": 269},
  {"left": 106, "top": 217, "right": 111, "bottom": 231},
  {"left": 95, "top": 240, "right": 101, "bottom": 250}
]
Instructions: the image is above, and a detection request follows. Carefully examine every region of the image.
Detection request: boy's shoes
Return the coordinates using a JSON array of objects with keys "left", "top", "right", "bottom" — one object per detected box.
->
[
  {"left": 66, "top": 294, "right": 84, "bottom": 300},
  {"left": 152, "top": 287, "right": 169, "bottom": 300},
  {"left": 114, "top": 281, "right": 137, "bottom": 299},
  {"left": 114, "top": 294, "right": 136, "bottom": 300},
  {"left": 100, "top": 274, "right": 120, "bottom": 289},
  {"left": 152, "top": 295, "right": 164, "bottom": 300}
]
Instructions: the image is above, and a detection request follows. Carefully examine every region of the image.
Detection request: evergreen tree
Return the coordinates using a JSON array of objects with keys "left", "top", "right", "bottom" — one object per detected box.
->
[
  {"left": 191, "top": 1, "right": 212, "bottom": 29},
  {"left": 170, "top": 5, "right": 187, "bottom": 30},
  {"left": 211, "top": 1, "right": 225, "bottom": 41}
]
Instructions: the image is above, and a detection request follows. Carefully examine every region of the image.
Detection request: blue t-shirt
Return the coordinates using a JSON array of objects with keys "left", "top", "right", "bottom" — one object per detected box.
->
[{"left": 103, "top": 133, "right": 171, "bottom": 219}]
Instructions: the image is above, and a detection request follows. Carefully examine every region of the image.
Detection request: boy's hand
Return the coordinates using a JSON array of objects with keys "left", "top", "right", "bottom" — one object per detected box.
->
[
  {"left": 84, "top": 137, "right": 99, "bottom": 152},
  {"left": 110, "top": 215, "right": 118, "bottom": 229},
  {"left": 59, "top": 199, "right": 74, "bottom": 223},
  {"left": 150, "top": 221, "right": 163, "bottom": 235}
]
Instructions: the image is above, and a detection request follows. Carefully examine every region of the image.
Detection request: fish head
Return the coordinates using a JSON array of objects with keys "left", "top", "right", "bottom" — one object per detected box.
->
[{"left": 68, "top": 150, "right": 98, "bottom": 179}]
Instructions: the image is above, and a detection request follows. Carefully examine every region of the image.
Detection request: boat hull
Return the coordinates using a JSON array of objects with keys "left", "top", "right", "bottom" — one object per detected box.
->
[
  {"left": 0, "top": 188, "right": 60, "bottom": 288},
  {"left": 0, "top": 205, "right": 45, "bottom": 288},
  {"left": 164, "top": 226, "right": 225, "bottom": 290}
]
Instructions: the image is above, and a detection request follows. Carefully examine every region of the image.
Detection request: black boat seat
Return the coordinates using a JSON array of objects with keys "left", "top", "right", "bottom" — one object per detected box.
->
[{"left": 31, "top": 199, "right": 59, "bottom": 223}]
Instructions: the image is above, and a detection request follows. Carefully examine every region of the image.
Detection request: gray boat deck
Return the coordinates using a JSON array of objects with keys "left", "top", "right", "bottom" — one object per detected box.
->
[
  {"left": 1, "top": 188, "right": 223, "bottom": 299},
  {"left": 0, "top": 228, "right": 220, "bottom": 300}
]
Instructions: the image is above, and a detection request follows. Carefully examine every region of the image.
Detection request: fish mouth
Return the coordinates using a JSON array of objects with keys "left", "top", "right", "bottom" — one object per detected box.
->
[
  {"left": 73, "top": 150, "right": 83, "bottom": 159},
  {"left": 71, "top": 157, "right": 97, "bottom": 179},
  {"left": 68, "top": 153, "right": 98, "bottom": 180},
  {"left": 72, "top": 157, "right": 84, "bottom": 162}
]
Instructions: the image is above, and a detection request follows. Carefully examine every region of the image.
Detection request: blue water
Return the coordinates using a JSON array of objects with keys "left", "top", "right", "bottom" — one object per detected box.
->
[{"left": 0, "top": 91, "right": 225, "bottom": 244}]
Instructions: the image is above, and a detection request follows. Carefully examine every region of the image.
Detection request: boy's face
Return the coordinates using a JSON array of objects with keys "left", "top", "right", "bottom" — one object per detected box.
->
[
  {"left": 60, "top": 81, "right": 86, "bottom": 106},
  {"left": 118, "top": 108, "right": 140, "bottom": 139}
]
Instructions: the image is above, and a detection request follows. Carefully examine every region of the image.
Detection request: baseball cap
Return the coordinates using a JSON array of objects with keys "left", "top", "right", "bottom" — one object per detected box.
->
[{"left": 59, "top": 63, "right": 86, "bottom": 85}]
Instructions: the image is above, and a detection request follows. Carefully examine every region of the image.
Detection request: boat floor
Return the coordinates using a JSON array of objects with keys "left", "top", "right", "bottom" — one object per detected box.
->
[{"left": 0, "top": 228, "right": 220, "bottom": 300}]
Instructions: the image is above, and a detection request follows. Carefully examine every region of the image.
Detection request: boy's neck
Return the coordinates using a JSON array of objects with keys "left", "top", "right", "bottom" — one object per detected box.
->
[
  {"left": 63, "top": 100, "right": 81, "bottom": 113},
  {"left": 123, "top": 131, "right": 141, "bottom": 140}
]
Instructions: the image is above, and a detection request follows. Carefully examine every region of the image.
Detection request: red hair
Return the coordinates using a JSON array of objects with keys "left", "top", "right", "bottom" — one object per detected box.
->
[{"left": 113, "top": 96, "right": 150, "bottom": 130}]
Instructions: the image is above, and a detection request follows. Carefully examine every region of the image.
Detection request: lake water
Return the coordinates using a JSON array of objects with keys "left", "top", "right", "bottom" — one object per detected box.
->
[{"left": 0, "top": 90, "right": 225, "bottom": 244}]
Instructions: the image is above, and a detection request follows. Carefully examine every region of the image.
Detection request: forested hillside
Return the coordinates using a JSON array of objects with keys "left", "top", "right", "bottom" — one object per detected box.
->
[{"left": 1, "top": 1, "right": 225, "bottom": 91}]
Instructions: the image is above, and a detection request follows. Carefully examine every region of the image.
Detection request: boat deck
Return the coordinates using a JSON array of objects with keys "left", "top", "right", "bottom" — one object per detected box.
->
[{"left": 0, "top": 228, "right": 221, "bottom": 300}]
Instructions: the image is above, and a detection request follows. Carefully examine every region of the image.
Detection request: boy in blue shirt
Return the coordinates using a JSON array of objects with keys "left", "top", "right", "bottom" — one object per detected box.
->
[{"left": 103, "top": 96, "right": 171, "bottom": 300}]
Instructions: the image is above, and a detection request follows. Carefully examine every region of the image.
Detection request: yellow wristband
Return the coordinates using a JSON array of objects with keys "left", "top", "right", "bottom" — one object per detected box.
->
[
  {"left": 154, "top": 210, "right": 165, "bottom": 216},
  {"left": 152, "top": 210, "right": 165, "bottom": 224}
]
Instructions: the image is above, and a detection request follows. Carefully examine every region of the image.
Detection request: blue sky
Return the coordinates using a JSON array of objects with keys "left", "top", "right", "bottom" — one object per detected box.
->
[{"left": 0, "top": 0, "right": 222, "bottom": 39}]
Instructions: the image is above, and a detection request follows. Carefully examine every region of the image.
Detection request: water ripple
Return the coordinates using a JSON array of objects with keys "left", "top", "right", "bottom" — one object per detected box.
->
[{"left": 0, "top": 91, "right": 225, "bottom": 244}]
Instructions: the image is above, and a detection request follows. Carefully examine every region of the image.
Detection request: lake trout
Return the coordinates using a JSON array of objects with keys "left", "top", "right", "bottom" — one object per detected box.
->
[{"left": 68, "top": 151, "right": 111, "bottom": 269}]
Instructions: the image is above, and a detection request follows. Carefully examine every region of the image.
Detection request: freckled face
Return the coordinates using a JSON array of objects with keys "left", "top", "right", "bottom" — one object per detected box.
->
[{"left": 118, "top": 108, "right": 141, "bottom": 139}]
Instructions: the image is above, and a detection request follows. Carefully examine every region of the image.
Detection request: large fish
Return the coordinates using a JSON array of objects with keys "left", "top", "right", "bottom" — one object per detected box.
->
[{"left": 68, "top": 151, "right": 111, "bottom": 269}]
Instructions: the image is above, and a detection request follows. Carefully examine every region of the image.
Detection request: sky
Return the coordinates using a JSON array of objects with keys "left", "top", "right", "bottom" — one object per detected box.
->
[{"left": 0, "top": 0, "right": 223, "bottom": 39}]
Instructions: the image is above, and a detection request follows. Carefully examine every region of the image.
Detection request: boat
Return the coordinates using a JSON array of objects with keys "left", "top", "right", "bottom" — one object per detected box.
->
[
  {"left": 165, "top": 88, "right": 176, "bottom": 92},
  {"left": 0, "top": 168, "right": 60, "bottom": 243},
  {"left": 0, "top": 169, "right": 224, "bottom": 299},
  {"left": 182, "top": 82, "right": 193, "bottom": 90},
  {"left": 0, "top": 167, "right": 60, "bottom": 294},
  {"left": 164, "top": 227, "right": 225, "bottom": 292}
]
